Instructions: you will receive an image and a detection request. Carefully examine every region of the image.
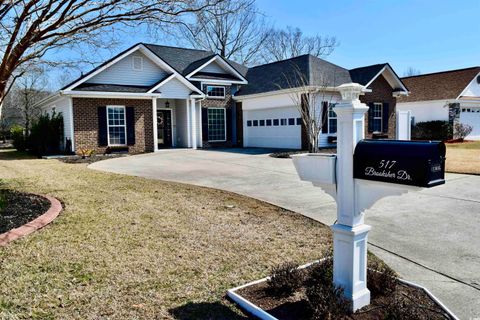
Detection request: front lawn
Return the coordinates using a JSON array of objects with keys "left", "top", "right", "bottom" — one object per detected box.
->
[
  {"left": 446, "top": 141, "right": 480, "bottom": 175},
  {"left": 0, "top": 150, "right": 331, "bottom": 319}
]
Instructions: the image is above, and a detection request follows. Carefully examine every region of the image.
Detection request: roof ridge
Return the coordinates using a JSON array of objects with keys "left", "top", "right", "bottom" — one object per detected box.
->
[
  {"left": 249, "top": 54, "right": 312, "bottom": 69},
  {"left": 349, "top": 63, "right": 388, "bottom": 71},
  {"left": 402, "top": 66, "right": 480, "bottom": 79},
  {"left": 142, "top": 42, "right": 213, "bottom": 54}
]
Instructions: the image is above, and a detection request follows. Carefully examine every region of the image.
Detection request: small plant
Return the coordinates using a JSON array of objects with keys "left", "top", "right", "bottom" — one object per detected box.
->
[
  {"left": 367, "top": 260, "right": 398, "bottom": 297},
  {"left": 453, "top": 123, "right": 473, "bottom": 140},
  {"left": 267, "top": 262, "right": 304, "bottom": 297},
  {"left": 78, "top": 148, "right": 95, "bottom": 159},
  {"left": 384, "top": 294, "right": 425, "bottom": 320}
]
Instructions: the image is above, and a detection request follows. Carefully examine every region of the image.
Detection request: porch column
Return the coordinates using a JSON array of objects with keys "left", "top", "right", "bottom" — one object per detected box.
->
[
  {"left": 186, "top": 99, "right": 192, "bottom": 148},
  {"left": 152, "top": 98, "right": 158, "bottom": 152},
  {"left": 190, "top": 98, "right": 197, "bottom": 149}
]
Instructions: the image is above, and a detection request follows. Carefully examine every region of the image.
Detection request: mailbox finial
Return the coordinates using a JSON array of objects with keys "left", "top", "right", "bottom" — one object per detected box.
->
[{"left": 337, "top": 83, "right": 365, "bottom": 101}]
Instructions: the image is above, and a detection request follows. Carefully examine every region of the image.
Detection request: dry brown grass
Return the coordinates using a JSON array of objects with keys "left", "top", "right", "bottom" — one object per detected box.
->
[
  {"left": 446, "top": 141, "right": 480, "bottom": 175},
  {"left": 0, "top": 150, "right": 332, "bottom": 319}
]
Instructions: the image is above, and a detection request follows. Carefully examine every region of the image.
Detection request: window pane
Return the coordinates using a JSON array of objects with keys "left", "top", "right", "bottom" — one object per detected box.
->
[
  {"left": 206, "top": 86, "right": 225, "bottom": 97},
  {"left": 281, "top": 119, "right": 287, "bottom": 126},
  {"left": 288, "top": 118, "right": 295, "bottom": 125},
  {"left": 108, "top": 126, "right": 126, "bottom": 145},
  {"left": 266, "top": 119, "right": 272, "bottom": 126},
  {"left": 107, "top": 106, "right": 126, "bottom": 145},
  {"left": 296, "top": 118, "right": 302, "bottom": 125},
  {"left": 247, "top": 120, "right": 252, "bottom": 127},
  {"left": 273, "top": 119, "right": 279, "bottom": 126},
  {"left": 208, "top": 108, "right": 226, "bottom": 141},
  {"left": 329, "top": 119, "right": 337, "bottom": 133},
  {"left": 253, "top": 120, "right": 258, "bottom": 127},
  {"left": 373, "top": 119, "right": 382, "bottom": 132},
  {"left": 259, "top": 120, "right": 265, "bottom": 126}
]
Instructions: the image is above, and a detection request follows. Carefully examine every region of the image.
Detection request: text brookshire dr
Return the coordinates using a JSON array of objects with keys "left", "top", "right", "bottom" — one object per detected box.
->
[{"left": 364, "top": 167, "right": 412, "bottom": 181}]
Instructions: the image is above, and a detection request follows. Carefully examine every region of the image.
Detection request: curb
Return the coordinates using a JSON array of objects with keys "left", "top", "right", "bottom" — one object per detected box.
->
[{"left": 0, "top": 194, "right": 62, "bottom": 246}]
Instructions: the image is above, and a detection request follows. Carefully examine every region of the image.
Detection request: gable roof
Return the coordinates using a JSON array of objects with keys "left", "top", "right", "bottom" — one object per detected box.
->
[
  {"left": 237, "top": 54, "right": 351, "bottom": 96},
  {"left": 349, "top": 64, "right": 387, "bottom": 86},
  {"left": 398, "top": 67, "right": 480, "bottom": 103}
]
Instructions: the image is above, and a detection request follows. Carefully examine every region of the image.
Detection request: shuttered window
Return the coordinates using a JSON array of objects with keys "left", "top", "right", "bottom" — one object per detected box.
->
[
  {"left": 328, "top": 103, "right": 337, "bottom": 134},
  {"left": 372, "top": 103, "right": 383, "bottom": 132},
  {"left": 107, "top": 106, "right": 127, "bottom": 145}
]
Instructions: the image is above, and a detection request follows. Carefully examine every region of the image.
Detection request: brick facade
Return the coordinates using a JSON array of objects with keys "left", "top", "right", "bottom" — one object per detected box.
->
[
  {"left": 201, "top": 84, "right": 235, "bottom": 148},
  {"left": 72, "top": 98, "right": 153, "bottom": 154},
  {"left": 360, "top": 75, "right": 397, "bottom": 139}
]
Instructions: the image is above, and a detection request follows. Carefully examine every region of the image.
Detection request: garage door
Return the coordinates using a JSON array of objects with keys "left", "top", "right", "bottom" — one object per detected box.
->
[
  {"left": 459, "top": 107, "right": 480, "bottom": 140},
  {"left": 243, "top": 107, "right": 302, "bottom": 149}
]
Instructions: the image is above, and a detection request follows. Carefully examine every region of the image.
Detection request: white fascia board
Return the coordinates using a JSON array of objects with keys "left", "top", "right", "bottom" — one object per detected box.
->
[
  {"left": 365, "top": 65, "right": 409, "bottom": 94},
  {"left": 364, "top": 66, "right": 386, "bottom": 89},
  {"left": 233, "top": 86, "right": 341, "bottom": 101},
  {"left": 186, "top": 55, "right": 248, "bottom": 84},
  {"left": 456, "top": 71, "right": 480, "bottom": 100},
  {"left": 192, "top": 78, "right": 246, "bottom": 85},
  {"left": 33, "top": 93, "right": 63, "bottom": 108},
  {"left": 147, "top": 74, "right": 177, "bottom": 93},
  {"left": 62, "top": 90, "right": 162, "bottom": 99}
]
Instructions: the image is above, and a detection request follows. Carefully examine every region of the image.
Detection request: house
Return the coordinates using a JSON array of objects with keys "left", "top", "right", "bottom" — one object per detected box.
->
[
  {"left": 234, "top": 56, "right": 408, "bottom": 149},
  {"left": 397, "top": 67, "right": 480, "bottom": 140},
  {"left": 37, "top": 43, "right": 408, "bottom": 153}
]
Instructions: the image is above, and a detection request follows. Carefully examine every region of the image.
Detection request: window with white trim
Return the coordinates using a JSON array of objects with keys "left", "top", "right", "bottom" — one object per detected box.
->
[
  {"left": 205, "top": 85, "right": 225, "bottom": 98},
  {"left": 373, "top": 102, "right": 383, "bottom": 132},
  {"left": 107, "top": 106, "right": 126, "bottom": 145},
  {"left": 132, "top": 56, "right": 143, "bottom": 71},
  {"left": 328, "top": 103, "right": 337, "bottom": 134},
  {"left": 208, "top": 108, "right": 226, "bottom": 141}
]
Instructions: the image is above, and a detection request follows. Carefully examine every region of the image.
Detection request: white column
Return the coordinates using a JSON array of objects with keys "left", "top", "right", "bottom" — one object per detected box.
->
[
  {"left": 186, "top": 99, "right": 191, "bottom": 148},
  {"left": 332, "top": 83, "right": 371, "bottom": 311},
  {"left": 190, "top": 98, "right": 197, "bottom": 149},
  {"left": 152, "top": 98, "right": 158, "bottom": 152}
]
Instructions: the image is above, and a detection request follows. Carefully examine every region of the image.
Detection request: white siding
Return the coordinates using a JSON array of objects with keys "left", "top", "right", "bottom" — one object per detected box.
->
[
  {"left": 87, "top": 51, "right": 170, "bottom": 86},
  {"left": 42, "top": 96, "right": 73, "bottom": 150},
  {"left": 201, "top": 60, "right": 227, "bottom": 74},
  {"left": 175, "top": 99, "right": 189, "bottom": 147},
  {"left": 460, "top": 73, "right": 480, "bottom": 98},
  {"left": 156, "top": 78, "right": 192, "bottom": 99},
  {"left": 397, "top": 100, "right": 450, "bottom": 123}
]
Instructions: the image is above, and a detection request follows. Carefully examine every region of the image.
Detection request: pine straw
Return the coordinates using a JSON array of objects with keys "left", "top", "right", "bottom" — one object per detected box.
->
[{"left": 0, "top": 150, "right": 332, "bottom": 319}]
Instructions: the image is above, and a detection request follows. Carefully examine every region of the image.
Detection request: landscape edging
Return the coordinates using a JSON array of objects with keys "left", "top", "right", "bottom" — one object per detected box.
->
[
  {"left": 227, "top": 261, "right": 460, "bottom": 320},
  {"left": 0, "top": 194, "right": 62, "bottom": 246}
]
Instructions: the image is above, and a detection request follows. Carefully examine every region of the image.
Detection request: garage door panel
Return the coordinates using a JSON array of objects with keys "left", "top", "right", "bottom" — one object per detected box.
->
[
  {"left": 244, "top": 107, "right": 302, "bottom": 149},
  {"left": 459, "top": 107, "right": 480, "bottom": 140}
]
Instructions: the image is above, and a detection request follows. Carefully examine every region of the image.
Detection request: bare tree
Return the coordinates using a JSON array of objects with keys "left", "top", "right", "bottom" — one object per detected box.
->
[
  {"left": 404, "top": 67, "right": 421, "bottom": 77},
  {"left": 0, "top": 0, "right": 223, "bottom": 109},
  {"left": 281, "top": 64, "right": 337, "bottom": 153},
  {"left": 174, "top": 0, "right": 270, "bottom": 65},
  {"left": 261, "top": 26, "right": 337, "bottom": 63}
]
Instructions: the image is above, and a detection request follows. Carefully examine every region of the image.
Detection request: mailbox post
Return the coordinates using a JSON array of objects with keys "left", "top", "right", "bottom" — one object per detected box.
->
[{"left": 292, "top": 83, "right": 446, "bottom": 312}]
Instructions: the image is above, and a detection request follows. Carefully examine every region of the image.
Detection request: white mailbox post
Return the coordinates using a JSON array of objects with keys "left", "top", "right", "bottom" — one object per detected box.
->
[{"left": 292, "top": 82, "right": 446, "bottom": 311}]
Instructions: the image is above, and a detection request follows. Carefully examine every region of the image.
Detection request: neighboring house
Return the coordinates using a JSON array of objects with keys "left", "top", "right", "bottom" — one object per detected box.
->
[
  {"left": 397, "top": 67, "right": 480, "bottom": 140},
  {"left": 234, "top": 56, "right": 408, "bottom": 149},
  {"left": 37, "top": 43, "right": 408, "bottom": 153}
]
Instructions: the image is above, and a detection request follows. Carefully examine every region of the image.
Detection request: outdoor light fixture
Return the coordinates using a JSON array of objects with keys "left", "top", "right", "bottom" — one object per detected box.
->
[{"left": 165, "top": 100, "right": 170, "bottom": 108}]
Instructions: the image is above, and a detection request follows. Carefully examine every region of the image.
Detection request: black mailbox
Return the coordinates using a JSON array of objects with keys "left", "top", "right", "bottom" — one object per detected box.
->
[{"left": 354, "top": 139, "right": 446, "bottom": 188}]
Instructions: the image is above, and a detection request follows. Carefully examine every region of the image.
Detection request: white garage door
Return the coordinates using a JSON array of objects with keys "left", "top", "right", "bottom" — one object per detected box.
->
[
  {"left": 459, "top": 107, "right": 480, "bottom": 140},
  {"left": 244, "top": 107, "right": 302, "bottom": 149}
]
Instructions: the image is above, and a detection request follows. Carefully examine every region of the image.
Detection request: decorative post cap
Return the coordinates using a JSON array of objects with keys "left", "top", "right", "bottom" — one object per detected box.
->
[{"left": 337, "top": 83, "right": 365, "bottom": 101}]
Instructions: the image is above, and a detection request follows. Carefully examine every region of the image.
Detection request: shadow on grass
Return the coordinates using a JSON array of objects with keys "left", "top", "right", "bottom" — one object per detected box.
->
[
  {"left": 0, "top": 149, "right": 37, "bottom": 161},
  {"left": 169, "top": 301, "right": 250, "bottom": 320}
]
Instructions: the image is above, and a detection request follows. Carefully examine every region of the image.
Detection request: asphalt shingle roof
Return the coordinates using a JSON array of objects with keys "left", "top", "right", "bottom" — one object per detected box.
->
[
  {"left": 349, "top": 64, "right": 387, "bottom": 86},
  {"left": 398, "top": 67, "right": 480, "bottom": 103},
  {"left": 75, "top": 83, "right": 151, "bottom": 93}
]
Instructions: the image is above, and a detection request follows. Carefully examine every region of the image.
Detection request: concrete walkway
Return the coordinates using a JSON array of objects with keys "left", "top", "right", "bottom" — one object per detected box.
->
[{"left": 90, "top": 148, "right": 480, "bottom": 319}]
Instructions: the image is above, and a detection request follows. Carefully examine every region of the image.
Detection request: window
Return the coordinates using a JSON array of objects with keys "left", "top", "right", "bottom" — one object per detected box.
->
[
  {"left": 208, "top": 108, "right": 226, "bottom": 141},
  {"left": 372, "top": 103, "right": 383, "bottom": 132},
  {"left": 296, "top": 118, "right": 302, "bottom": 125},
  {"left": 328, "top": 103, "right": 337, "bottom": 134},
  {"left": 205, "top": 85, "right": 225, "bottom": 98},
  {"left": 273, "top": 119, "right": 279, "bottom": 126},
  {"left": 247, "top": 120, "right": 252, "bottom": 127},
  {"left": 259, "top": 120, "right": 265, "bottom": 126},
  {"left": 266, "top": 119, "right": 272, "bottom": 126},
  {"left": 107, "top": 106, "right": 126, "bottom": 146},
  {"left": 288, "top": 118, "right": 295, "bottom": 125},
  {"left": 132, "top": 56, "right": 143, "bottom": 71},
  {"left": 253, "top": 120, "right": 258, "bottom": 126},
  {"left": 281, "top": 119, "right": 287, "bottom": 126}
]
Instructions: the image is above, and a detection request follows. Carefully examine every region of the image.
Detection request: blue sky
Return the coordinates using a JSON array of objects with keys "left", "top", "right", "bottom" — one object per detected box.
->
[
  {"left": 47, "top": 0, "right": 479, "bottom": 89},
  {"left": 256, "top": 0, "right": 479, "bottom": 75}
]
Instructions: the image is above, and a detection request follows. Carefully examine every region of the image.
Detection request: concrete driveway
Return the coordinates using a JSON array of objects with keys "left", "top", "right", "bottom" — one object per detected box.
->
[{"left": 90, "top": 148, "right": 480, "bottom": 318}]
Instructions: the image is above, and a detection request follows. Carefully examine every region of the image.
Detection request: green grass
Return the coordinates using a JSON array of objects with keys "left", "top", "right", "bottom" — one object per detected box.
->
[{"left": 0, "top": 149, "right": 334, "bottom": 319}]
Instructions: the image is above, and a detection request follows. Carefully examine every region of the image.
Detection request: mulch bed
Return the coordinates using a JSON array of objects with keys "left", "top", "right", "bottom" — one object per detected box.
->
[
  {"left": 57, "top": 154, "right": 127, "bottom": 164},
  {"left": 0, "top": 190, "right": 51, "bottom": 234},
  {"left": 237, "top": 279, "right": 452, "bottom": 320}
]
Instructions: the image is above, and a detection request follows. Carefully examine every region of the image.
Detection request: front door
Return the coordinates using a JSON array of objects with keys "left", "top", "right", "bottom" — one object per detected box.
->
[{"left": 157, "top": 109, "right": 172, "bottom": 148}]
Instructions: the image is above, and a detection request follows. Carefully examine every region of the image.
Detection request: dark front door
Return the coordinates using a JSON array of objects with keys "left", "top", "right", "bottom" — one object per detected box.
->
[{"left": 157, "top": 109, "right": 172, "bottom": 148}]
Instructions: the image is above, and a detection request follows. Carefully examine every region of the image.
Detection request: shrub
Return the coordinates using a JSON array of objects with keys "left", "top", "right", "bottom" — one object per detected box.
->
[
  {"left": 304, "top": 257, "right": 350, "bottom": 319},
  {"left": 10, "top": 125, "right": 26, "bottom": 151},
  {"left": 29, "top": 112, "right": 64, "bottom": 156},
  {"left": 453, "top": 123, "right": 473, "bottom": 140},
  {"left": 367, "top": 260, "right": 397, "bottom": 297},
  {"left": 384, "top": 295, "right": 424, "bottom": 320},
  {"left": 267, "top": 262, "right": 304, "bottom": 297},
  {"left": 412, "top": 121, "right": 452, "bottom": 141}
]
